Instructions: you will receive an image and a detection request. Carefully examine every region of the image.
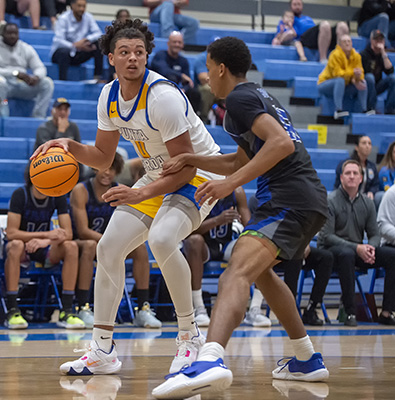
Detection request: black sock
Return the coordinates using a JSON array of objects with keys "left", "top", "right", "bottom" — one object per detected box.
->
[
  {"left": 76, "top": 289, "right": 90, "bottom": 308},
  {"left": 6, "top": 292, "right": 18, "bottom": 310},
  {"left": 62, "top": 292, "right": 74, "bottom": 314},
  {"left": 137, "top": 289, "right": 149, "bottom": 310}
]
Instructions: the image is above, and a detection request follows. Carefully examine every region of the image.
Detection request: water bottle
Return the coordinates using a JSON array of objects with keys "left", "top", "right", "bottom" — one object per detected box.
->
[{"left": 0, "top": 98, "right": 9, "bottom": 117}]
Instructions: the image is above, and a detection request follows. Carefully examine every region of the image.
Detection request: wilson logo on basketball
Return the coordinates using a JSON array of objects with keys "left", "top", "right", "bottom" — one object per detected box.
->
[{"left": 32, "top": 154, "right": 65, "bottom": 168}]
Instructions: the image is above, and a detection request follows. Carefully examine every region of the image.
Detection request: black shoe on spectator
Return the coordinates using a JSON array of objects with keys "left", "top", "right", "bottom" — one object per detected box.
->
[
  {"left": 378, "top": 312, "right": 395, "bottom": 325},
  {"left": 302, "top": 307, "right": 324, "bottom": 326},
  {"left": 344, "top": 314, "right": 358, "bottom": 327}
]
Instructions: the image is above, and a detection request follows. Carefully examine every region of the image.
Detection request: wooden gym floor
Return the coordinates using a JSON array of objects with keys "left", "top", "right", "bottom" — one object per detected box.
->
[{"left": 1, "top": 315, "right": 395, "bottom": 400}]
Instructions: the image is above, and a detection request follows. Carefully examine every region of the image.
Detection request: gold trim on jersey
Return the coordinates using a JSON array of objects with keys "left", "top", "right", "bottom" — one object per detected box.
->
[{"left": 126, "top": 175, "right": 209, "bottom": 218}]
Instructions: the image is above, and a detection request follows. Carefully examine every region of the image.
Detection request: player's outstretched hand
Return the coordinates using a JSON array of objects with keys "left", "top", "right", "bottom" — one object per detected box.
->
[
  {"left": 30, "top": 139, "right": 70, "bottom": 159},
  {"left": 161, "top": 154, "right": 188, "bottom": 176},
  {"left": 102, "top": 184, "right": 143, "bottom": 207},
  {"left": 195, "top": 179, "right": 234, "bottom": 206}
]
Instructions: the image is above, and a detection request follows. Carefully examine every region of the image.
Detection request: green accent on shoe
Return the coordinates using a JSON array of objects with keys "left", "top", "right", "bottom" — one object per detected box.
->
[
  {"left": 6, "top": 309, "right": 28, "bottom": 329},
  {"left": 58, "top": 311, "right": 85, "bottom": 328}
]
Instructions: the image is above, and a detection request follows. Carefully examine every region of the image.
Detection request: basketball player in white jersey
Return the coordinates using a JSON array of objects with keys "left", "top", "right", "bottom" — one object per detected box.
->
[{"left": 32, "top": 18, "right": 223, "bottom": 376}]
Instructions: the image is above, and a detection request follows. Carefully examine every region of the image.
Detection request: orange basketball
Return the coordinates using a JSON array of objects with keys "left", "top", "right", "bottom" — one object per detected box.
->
[{"left": 30, "top": 147, "right": 79, "bottom": 197}]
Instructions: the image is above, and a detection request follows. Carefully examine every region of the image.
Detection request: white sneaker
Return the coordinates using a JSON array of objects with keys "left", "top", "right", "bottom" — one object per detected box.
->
[
  {"left": 134, "top": 302, "right": 162, "bottom": 328},
  {"left": 59, "top": 340, "right": 122, "bottom": 375},
  {"left": 59, "top": 375, "right": 122, "bottom": 399},
  {"left": 244, "top": 307, "right": 272, "bottom": 327},
  {"left": 194, "top": 307, "right": 210, "bottom": 327},
  {"left": 333, "top": 110, "right": 349, "bottom": 120},
  {"left": 152, "top": 358, "right": 233, "bottom": 399},
  {"left": 78, "top": 304, "right": 94, "bottom": 329},
  {"left": 169, "top": 327, "right": 206, "bottom": 373}
]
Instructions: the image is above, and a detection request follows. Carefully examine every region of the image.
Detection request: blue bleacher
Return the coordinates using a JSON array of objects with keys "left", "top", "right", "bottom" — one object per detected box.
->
[
  {"left": 0, "top": 160, "right": 28, "bottom": 183},
  {"left": 308, "top": 148, "right": 349, "bottom": 169},
  {"left": 0, "top": 138, "right": 30, "bottom": 159},
  {"left": 0, "top": 182, "right": 21, "bottom": 209},
  {"left": 259, "top": 60, "right": 325, "bottom": 82},
  {"left": 379, "top": 133, "right": 395, "bottom": 154},
  {"left": 2, "top": 117, "right": 44, "bottom": 138},
  {"left": 351, "top": 114, "right": 395, "bottom": 146}
]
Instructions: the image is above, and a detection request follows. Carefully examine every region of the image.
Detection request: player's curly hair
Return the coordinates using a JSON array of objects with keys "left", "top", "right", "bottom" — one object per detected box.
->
[
  {"left": 99, "top": 18, "right": 155, "bottom": 56},
  {"left": 207, "top": 36, "right": 251, "bottom": 77}
]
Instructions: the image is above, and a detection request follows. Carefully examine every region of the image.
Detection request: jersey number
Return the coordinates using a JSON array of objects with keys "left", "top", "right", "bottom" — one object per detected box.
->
[{"left": 135, "top": 141, "right": 151, "bottom": 158}]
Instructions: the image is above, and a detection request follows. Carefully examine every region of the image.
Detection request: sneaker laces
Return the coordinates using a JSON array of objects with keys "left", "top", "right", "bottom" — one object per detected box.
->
[{"left": 276, "top": 356, "right": 296, "bottom": 372}]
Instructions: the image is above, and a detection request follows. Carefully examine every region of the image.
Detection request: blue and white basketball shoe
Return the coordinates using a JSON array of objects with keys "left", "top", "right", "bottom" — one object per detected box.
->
[
  {"left": 272, "top": 353, "right": 329, "bottom": 382},
  {"left": 59, "top": 340, "right": 122, "bottom": 375},
  {"left": 152, "top": 358, "right": 233, "bottom": 399}
]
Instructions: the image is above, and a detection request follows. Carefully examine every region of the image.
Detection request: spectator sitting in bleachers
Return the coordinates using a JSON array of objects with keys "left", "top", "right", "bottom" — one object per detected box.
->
[
  {"left": 151, "top": 30, "right": 201, "bottom": 116},
  {"left": 0, "top": 0, "right": 42, "bottom": 31},
  {"left": 143, "top": 0, "right": 199, "bottom": 44},
  {"left": 34, "top": 97, "right": 80, "bottom": 149},
  {"left": 290, "top": 0, "right": 349, "bottom": 63},
  {"left": 374, "top": 140, "right": 395, "bottom": 206},
  {"left": 50, "top": 0, "right": 103, "bottom": 81},
  {"left": 69, "top": 153, "right": 162, "bottom": 329},
  {"left": 182, "top": 187, "right": 271, "bottom": 328},
  {"left": 0, "top": 22, "right": 53, "bottom": 117},
  {"left": 272, "top": 10, "right": 307, "bottom": 62},
  {"left": 357, "top": 0, "right": 394, "bottom": 48},
  {"left": 318, "top": 159, "right": 395, "bottom": 327},
  {"left": 334, "top": 135, "right": 379, "bottom": 202},
  {"left": 378, "top": 140, "right": 395, "bottom": 191},
  {"left": 4, "top": 166, "right": 85, "bottom": 330},
  {"left": 318, "top": 34, "right": 370, "bottom": 120},
  {"left": 361, "top": 29, "right": 395, "bottom": 115},
  {"left": 377, "top": 181, "right": 395, "bottom": 248},
  {"left": 115, "top": 8, "right": 130, "bottom": 22},
  {"left": 192, "top": 36, "right": 219, "bottom": 124}
]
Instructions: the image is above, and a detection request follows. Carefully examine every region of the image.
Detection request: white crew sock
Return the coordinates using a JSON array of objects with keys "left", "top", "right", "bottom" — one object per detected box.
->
[
  {"left": 197, "top": 342, "right": 225, "bottom": 362},
  {"left": 192, "top": 289, "right": 205, "bottom": 310},
  {"left": 249, "top": 288, "right": 264, "bottom": 310},
  {"left": 92, "top": 327, "right": 113, "bottom": 353},
  {"left": 291, "top": 335, "right": 315, "bottom": 361}
]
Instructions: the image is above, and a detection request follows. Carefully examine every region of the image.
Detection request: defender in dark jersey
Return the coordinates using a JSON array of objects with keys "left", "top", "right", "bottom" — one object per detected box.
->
[
  {"left": 4, "top": 169, "right": 84, "bottom": 330},
  {"left": 70, "top": 152, "right": 161, "bottom": 328},
  {"left": 153, "top": 37, "right": 329, "bottom": 399}
]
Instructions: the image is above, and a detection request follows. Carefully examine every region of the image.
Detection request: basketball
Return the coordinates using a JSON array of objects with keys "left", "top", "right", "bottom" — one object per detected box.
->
[{"left": 30, "top": 147, "right": 79, "bottom": 197}]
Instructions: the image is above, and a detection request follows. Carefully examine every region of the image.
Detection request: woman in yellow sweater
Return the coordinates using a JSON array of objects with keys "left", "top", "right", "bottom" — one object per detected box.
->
[{"left": 318, "top": 34, "right": 371, "bottom": 119}]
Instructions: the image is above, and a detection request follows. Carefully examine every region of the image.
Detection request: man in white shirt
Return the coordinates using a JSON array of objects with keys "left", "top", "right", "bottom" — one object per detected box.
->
[
  {"left": 50, "top": 0, "right": 103, "bottom": 80},
  {"left": 0, "top": 23, "right": 53, "bottom": 118}
]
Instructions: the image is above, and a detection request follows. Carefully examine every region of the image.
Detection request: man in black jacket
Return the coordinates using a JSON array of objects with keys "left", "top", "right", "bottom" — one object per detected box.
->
[{"left": 361, "top": 29, "right": 395, "bottom": 114}]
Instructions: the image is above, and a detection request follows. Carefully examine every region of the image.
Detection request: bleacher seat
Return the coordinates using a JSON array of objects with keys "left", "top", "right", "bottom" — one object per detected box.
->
[
  {"left": 351, "top": 114, "right": 395, "bottom": 142},
  {"left": 379, "top": 133, "right": 395, "bottom": 154},
  {"left": 259, "top": 60, "right": 325, "bottom": 82},
  {"left": 2, "top": 117, "right": 45, "bottom": 138},
  {"left": 0, "top": 183, "right": 20, "bottom": 210},
  {"left": 308, "top": 149, "right": 349, "bottom": 169},
  {"left": 0, "top": 160, "right": 28, "bottom": 183},
  {"left": 0, "top": 138, "right": 30, "bottom": 159}
]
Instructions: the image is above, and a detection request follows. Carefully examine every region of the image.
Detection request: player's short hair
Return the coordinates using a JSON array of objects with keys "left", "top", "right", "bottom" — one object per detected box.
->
[
  {"left": 207, "top": 36, "right": 251, "bottom": 77},
  {"left": 99, "top": 18, "right": 155, "bottom": 56},
  {"left": 111, "top": 152, "right": 125, "bottom": 175},
  {"left": 341, "top": 159, "right": 363, "bottom": 175}
]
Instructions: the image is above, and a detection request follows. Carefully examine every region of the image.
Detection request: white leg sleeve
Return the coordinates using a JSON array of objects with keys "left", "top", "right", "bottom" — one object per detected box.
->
[
  {"left": 94, "top": 208, "right": 149, "bottom": 326},
  {"left": 148, "top": 199, "right": 198, "bottom": 319}
]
